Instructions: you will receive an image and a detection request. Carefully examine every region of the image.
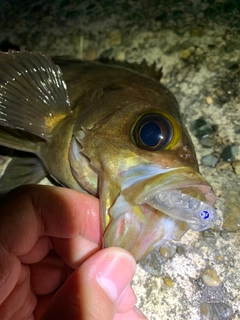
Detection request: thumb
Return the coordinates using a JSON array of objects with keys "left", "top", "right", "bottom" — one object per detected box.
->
[{"left": 40, "top": 248, "right": 139, "bottom": 320}]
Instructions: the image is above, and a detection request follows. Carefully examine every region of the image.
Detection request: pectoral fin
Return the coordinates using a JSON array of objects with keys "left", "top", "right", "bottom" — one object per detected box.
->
[
  {"left": 0, "top": 50, "right": 71, "bottom": 139},
  {"left": 0, "top": 154, "right": 47, "bottom": 194}
]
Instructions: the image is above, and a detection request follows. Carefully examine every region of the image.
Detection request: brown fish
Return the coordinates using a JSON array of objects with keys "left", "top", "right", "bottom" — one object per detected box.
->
[{"left": 0, "top": 50, "right": 218, "bottom": 261}]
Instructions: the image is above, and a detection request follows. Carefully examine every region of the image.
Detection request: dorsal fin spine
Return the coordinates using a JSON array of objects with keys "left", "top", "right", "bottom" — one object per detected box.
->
[{"left": 99, "top": 58, "right": 163, "bottom": 81}]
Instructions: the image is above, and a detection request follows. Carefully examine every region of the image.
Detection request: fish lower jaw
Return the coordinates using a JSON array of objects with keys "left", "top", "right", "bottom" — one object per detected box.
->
[
  {"left": 103, "top": 203, "right": 189, "bottom": 262},
  {"left": 103, "top": 183, "right": 219, "bottom": 261}
]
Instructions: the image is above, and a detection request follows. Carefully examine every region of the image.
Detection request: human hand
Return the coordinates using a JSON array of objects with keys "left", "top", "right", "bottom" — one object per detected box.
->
[{"left": 0, "top": 185, "right": 146, "bottom": 320}]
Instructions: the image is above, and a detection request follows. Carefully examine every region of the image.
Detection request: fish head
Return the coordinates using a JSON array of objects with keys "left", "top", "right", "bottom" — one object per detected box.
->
[{"left": 70, "top": 79, "right": 218, "bottom": 261}]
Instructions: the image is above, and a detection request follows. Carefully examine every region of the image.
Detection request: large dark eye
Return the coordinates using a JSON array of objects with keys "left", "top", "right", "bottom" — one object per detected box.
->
[{"left": 132, "top": 113, "right": 173, "bottom": 150}]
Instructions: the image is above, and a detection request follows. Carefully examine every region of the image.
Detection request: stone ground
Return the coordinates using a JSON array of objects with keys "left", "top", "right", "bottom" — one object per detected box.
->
[{"left": 0, "top": 1, "right": 239, "bottom": 319}]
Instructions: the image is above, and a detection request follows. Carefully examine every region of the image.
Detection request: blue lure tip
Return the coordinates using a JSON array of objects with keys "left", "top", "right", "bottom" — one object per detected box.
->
[{"left": 200, "top": 210, "right": 210, "bottom": 220}]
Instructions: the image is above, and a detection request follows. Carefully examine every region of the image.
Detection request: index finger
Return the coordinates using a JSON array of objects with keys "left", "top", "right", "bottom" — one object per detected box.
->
[{"left": 0, "top": 184, "right": 101, "bottom": 256}]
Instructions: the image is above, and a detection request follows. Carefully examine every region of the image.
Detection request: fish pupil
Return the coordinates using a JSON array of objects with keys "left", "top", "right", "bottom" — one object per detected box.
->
[{"left": 140, "top": 122, "right": 162, "bottom": 147}]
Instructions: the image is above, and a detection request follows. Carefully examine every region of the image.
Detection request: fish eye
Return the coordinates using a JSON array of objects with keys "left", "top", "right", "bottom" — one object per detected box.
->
[{"left": 132, "top": 113, "right": 173, "bottom": 151}]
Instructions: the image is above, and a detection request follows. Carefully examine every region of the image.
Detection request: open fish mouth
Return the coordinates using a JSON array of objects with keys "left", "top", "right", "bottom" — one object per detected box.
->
[
  {"left": 140, "top": 183, "right": 217, "bottom": 232},
  {"left": 103, "top": 166, "right": 220, "bottom": 261}
]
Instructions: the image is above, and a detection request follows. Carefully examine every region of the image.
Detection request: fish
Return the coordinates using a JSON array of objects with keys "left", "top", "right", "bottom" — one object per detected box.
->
[{"left": 0, "top": 50, "right": 219, "bottom": 261}]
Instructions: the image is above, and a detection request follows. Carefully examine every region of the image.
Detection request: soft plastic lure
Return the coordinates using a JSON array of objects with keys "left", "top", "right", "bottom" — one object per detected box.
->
[{"left": 146, "top": 190, "right": 218, "bottom": 231}]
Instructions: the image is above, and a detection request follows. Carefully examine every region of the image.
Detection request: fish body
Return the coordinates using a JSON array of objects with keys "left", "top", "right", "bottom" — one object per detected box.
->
[{"left": 0, "top": 51, "right": 218, "bottom": 261}]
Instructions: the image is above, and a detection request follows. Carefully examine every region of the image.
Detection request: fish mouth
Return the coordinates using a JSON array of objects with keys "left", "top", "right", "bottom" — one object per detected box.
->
[
  {"left": 136, "top": 176, "right": 217, "bottom": 232},
  {"left": 103, "top": 167, "right": 219, "bottom": 261}
]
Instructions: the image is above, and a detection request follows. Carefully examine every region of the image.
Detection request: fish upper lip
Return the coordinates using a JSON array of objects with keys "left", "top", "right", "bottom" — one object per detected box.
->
[
  {"left": 122, "top": 166, "right": 216, "bottom": 206},
  {"left": 139, "top": 179, "right": 215, "bottom": 205}
]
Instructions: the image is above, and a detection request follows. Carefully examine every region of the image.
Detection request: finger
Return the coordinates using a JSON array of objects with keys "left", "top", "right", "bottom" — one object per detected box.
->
[
  {"left": 0, "top": 265, "right": 37, "bottom": 319},
  {"left": 20, "top": 234, "right": 100, "bottom": 268},
  {"left": 40, "top": 248, "right": 137, "bottom": 320},
  {"left": 0, "top": 185, "right": 100, "bottom": 303},
  {"left": 34, "top": 294, "right": 53, "bottom": 320},
  {"left": 114, "top": 307, "right": 147, "bottom": 320},
  {"left": 52, "top": 234, "right": 101, "bottom": 268},
  {"left": 30, "top": 251, "right": 73, "bottom": 295},
  {"left": 0, "top": 185, "right": 101, "bottom": 254},
  {"left": 35, "top": 268, "right": 139, "bottom": 318},
  {"left": 20, "top": 236, "right": 52, "bottom": 264},
  {"left": 117, "top": 286, "right": 136, "bottom": 313}
]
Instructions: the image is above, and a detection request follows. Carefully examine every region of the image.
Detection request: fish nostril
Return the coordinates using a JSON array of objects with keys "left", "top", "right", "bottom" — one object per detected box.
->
[{"left": 179, "top": 146, "right": 192, "bottom": 160}]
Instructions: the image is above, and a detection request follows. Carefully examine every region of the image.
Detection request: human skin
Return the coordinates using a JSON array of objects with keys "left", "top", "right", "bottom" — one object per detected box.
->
[{"left": 0, "top": 185, "right": 146, "bottom": 320}]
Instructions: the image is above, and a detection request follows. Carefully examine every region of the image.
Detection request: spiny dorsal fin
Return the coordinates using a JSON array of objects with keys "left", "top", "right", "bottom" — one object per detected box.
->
[
  {"left": 99, "top": 58, "right": 163, "bottom": 81},
  {"left": 0, "top": 50, "right": 71, "bottom": 140}
]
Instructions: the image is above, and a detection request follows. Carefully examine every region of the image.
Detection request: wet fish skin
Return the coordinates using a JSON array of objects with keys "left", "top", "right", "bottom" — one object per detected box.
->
[
  {"left": 38, "top": 57, "right": 198, "bottom": 195},
  {"left": 0, "top": 51, "right": 216, "bottom": 261}
]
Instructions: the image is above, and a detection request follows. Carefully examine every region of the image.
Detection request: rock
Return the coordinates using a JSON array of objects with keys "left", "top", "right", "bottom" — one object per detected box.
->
[
  {"left": 222, "top": 190, "right": 240, "bottom": 232},
  {"left": 116, "top": 51, "right": 125, "bottom": 61},
  {"left": 202, "top": 228, "right": 215, "bottom": 238},
  {"left": 180, "top": 49, "right": 191, "bottom": 59},
  {"left": 190, "top": 118, "right": 214, "bottom": 139},
  {"left": 139, "top": 250, "right": 163, "bottom": 277},
  {"left": 108, "top": 30, "right": 122, "bottom": 46},
  {"left": 83, "top": 48, "right": 97, "bottom": 61},
  {"left": 220, "top": 145, "right": 239, "bottom": 163},
  {"left": 176, "top": 246, "right": 185, "bottom": 255},
  {"left": 200, "top": 302, "right": 233, "bottom": 320},
  {"left": 163, "top": 277, "right": 174, "bottom": 287},
  {"left": 159, "top": 245, "right": 176, "bottom": 258},
  {"left": 190, "top": 28, "right": 204, "bottom": 37},
  {"left": 205, "top": 96, "right": 213, "bottom": 104},
  {"left": 99, "top": 48, "right": 113, "bottom": 59},
  {"left": 232, "top": 160, "right": 240, "bottom": 175},
  {"left": 220, "top": 231, "right": 229, "bottom": 240},
  {"left": 202, "top": 268, "right": 221, "bottom": 287},
  {"left": 201, "top": 154, "right": 218, "bottom": 167},
  {"left": 207, "top": 63, "right": 216, "bottom": 71},
  {"left": 200, "top": 136, "right": 214, "bottom": 148},
  {"left": 196, "top": 277, "right": 205, "bottom": 290}
]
